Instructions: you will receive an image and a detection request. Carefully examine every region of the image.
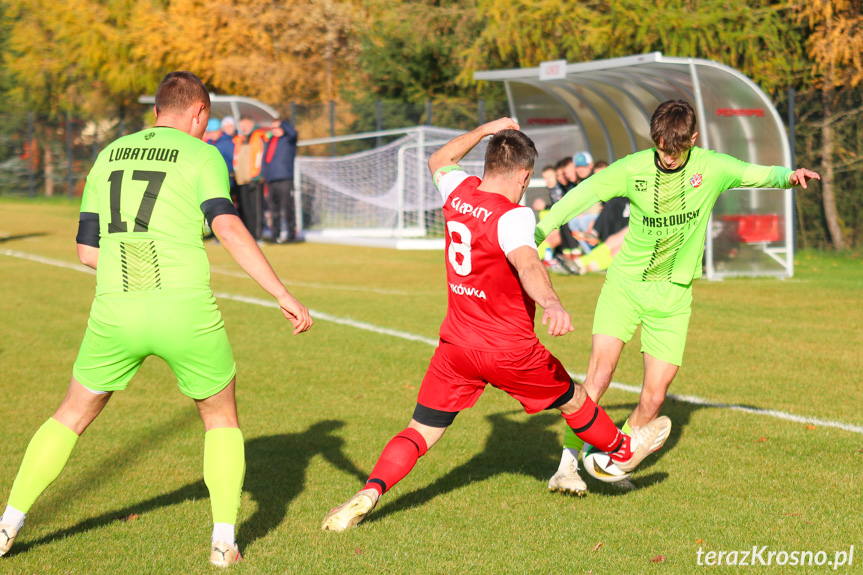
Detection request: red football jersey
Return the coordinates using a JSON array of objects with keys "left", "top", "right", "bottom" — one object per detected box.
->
[{"left": 438, "top": 174, "right": 538, "bottom": 351}]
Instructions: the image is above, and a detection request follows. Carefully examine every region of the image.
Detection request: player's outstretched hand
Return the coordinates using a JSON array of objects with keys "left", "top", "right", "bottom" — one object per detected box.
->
[
  {"left": 790, "top": 168, "right": 820, "bottom": 189},
  {"left": 484, "top": 117, "right": 520, "bottom": 135},
  {"left": 541, "top": 302, "right": 575, "bottom": 337},
  {"left": 278, "top": 294, "right": 314, "bottom": 335}
]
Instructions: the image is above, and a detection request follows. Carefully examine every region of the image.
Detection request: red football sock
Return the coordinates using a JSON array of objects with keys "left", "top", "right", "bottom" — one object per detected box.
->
[
  {"left": 363, "top": 428, "right": 429, "bottom": 496},
  {"left": 562, "top": 397, "right": 631, "bottom": 459}
]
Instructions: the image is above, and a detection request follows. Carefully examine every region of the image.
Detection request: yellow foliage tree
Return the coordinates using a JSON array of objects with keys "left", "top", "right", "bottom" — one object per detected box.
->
[
  {"left": 134, "top": 0, "right": 360, "bottom": 106},
  {"left": 460, "top": 0, "right": 804, "bottom": 94},
  {"left": 792, "top": 0, "right": 863, "bottom": 249}
]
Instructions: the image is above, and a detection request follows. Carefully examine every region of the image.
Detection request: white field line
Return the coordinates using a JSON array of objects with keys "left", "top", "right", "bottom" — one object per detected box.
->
[
  {"left": 2, "top": 250, "right": 436, "bottom": 345},
  {"left": 5, "top": 248, "right": 862, "bottom": 435},
  {"left": 566, "top": 373, "right": 863, "bottom": 435},
  {"left": 4, "top": 249, "right": 96, "bottom": 275}
]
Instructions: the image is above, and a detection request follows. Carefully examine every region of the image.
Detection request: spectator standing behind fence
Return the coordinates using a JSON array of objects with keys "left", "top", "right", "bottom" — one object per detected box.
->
[
  {"left": 203, "top": 118, "right": 221, "bottom": 144},
  {"left": 210, "top": 117, "right": 238, "bottom": 214},
  {"left": 212, "top": 117, "right": 235, "bottom": 181},
  {"left": 261, "top": 119, "right": 299, "bottom": 243},
  {"left": 232, "top": 117, "right": 267, "bottom": 239}
]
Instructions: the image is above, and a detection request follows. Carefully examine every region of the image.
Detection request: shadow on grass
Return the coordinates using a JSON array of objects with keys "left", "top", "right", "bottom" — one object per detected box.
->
[
  {"left": 13, "top": 419, "right": 365, "bottom": 555},
  {"left": 366, "top": 400, "right": 703, "bottom": 522},
  {"left": 238, "top": 420, "right": 367, "bottom": 548},
  {"left": 12, "top": 399, "right": 699, "bottom": 553},
  {"left": 364, "top": 409, "right": 662, "bottom": 524},
  {"left": 0, "top": 232, "right": 47, "bottom": 243}
]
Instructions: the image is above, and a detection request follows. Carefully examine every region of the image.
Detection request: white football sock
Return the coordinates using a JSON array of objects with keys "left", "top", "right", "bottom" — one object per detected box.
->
[
  {"left": 557, "top": 447, "right": 580, "bottom": 471},
  {"left": 1, "top": 505, "right": 26, "bottom": 532},
  {"left": 212, "top": 523, "right": 235, "bottom": 546}
]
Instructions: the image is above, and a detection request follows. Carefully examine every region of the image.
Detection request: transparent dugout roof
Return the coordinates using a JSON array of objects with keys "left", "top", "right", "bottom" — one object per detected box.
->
[{"left": 475, "top": 52, "right": 790, "bottom": 167}]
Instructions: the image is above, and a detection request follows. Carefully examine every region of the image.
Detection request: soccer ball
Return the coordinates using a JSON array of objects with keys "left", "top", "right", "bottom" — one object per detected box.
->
[{"left": 582, "top": 444, "right": 630, "bottom": 483}]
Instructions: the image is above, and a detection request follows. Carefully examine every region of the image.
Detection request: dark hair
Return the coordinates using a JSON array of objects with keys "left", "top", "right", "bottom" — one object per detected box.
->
[
  {"left": 650, "top": 100, "right": 696, "bottom": 155},
  {"left": 593, "top": 161, "right": 609, "bottom": 170},
  {"left": 484, "top": 130, "right": 538, "bottom": 177},
  {"left": 155, "top": 71, "right": 210, "bottom": 115}
]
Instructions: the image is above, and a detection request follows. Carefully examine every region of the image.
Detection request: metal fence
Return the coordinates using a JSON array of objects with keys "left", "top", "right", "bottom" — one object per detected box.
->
[
  {"left": 2, "top": 91, "right": 860, "bottom": 249},
  {"left": 0, "top": 98, "right": 510, "bottom": 200},
  {"left": 0, "top": 111, "right": 144, "bottom": 199}
]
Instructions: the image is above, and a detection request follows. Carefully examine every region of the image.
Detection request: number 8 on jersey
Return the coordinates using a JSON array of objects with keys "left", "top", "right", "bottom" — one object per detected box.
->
[{"left": 447, "top": 221, "right": 472, "bottom": 276}]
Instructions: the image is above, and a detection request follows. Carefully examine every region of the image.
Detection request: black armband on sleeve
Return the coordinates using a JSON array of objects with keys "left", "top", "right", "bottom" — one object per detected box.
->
[
  {"left": 201, "top": 198, "right": 239, "bottom": 227},
  {"left": 76, "top": 212, "right": 100, "bottom": 248}
]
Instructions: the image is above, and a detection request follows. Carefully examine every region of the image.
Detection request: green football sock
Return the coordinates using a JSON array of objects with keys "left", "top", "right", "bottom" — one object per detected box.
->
[
  {"left": 578, "top": 242, "right": 613, "bottom": 271},
  {"left": 564, "top": 418, "right": 632, "bottom": 453},
  {"left": 204, "top": 427, "right": 245, "bottom": 525},
  {"left": 8, "top": 418, "right": 79, "bottom": 513},
  {"left": 562, "top": 426, "right": 584, "bottom": 452}
]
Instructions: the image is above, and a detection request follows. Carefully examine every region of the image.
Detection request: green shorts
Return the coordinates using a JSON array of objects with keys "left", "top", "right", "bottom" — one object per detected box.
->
[
  {"left": 592, "top": 271, "right": 693, "bottom": 366},
  {"left": 73, "top": 289, "right": 236, "bottom": 399}
]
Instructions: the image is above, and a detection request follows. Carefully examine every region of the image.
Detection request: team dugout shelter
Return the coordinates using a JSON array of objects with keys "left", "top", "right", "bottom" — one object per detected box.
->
[
  {"left": 138, "top": 94, "right": 280, "bottom": 128},
  {"left": 475, "top": 52, "right": 795, "bottom": 280}
]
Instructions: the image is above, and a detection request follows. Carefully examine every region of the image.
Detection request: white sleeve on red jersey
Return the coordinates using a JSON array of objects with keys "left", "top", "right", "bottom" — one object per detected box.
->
[
  {"left": 497, "top": 206, "right": 538, "bottom": 255},
  {"left": 434, "top": 167, "right": 470, "bottom": 201}
]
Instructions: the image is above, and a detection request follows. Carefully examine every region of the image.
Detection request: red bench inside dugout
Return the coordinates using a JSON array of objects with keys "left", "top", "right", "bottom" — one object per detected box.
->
[{"left": 721, "top": 214, "right": 782, "bottom": 244}]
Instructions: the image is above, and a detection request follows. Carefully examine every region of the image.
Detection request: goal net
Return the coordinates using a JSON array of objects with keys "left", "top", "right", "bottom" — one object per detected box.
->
[{"left": 295, "top": 125, "right": 583, "bottom": 247}]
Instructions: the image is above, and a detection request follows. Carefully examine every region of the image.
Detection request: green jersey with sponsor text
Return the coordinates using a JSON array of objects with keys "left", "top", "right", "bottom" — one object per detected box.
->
[
  {"left": 536, "top": 147, "right": 792, "bottom": 284},
  {"left": 80, "top": 127, "right": 231, "bottom": 295}
]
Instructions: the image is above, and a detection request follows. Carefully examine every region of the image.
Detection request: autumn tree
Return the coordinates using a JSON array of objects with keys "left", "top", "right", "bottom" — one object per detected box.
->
[
  {"left": 792, "top": 0, "right": 863, "bottom": 249},
  {"left": 2, "top": 0, "right": 159, "bottom": 193},
  {"left": 460, "top": 0, "right": 804, "bottom": 93},
  {"left": 134, "top": 0, "right": 359, "bottom": 106}
]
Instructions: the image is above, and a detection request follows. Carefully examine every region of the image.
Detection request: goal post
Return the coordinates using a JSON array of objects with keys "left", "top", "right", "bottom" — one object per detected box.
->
[{"left": 294, "top": 125, "right": 583, "bottom": 249}]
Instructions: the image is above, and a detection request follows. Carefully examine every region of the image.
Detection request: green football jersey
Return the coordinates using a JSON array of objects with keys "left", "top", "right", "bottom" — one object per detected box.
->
[
  {"left": 80, "top": 127, "right": 231, "bottom": 295},
  {"left": 536, "top": 147, "right": 793, "bottom": 284}
]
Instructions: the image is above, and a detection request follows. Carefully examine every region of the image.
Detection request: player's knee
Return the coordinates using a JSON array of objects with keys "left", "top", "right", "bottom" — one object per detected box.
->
[
  {"left": 557, "top": 384, "right": 587, "bottom": 415},
  {"left": 641, "top": 389, "right": 667, "bottom": 415},
  {"left": 409, "top": 405, "right": 454, "bottom": 451}
]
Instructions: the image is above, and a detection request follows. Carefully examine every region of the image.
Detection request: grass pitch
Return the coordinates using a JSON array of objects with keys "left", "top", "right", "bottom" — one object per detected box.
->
[{"left": 1, "top": 199, "right": 861, "bottom": 574}]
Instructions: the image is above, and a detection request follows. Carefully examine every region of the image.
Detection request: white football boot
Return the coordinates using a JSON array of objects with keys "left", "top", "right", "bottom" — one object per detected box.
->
[
  {"left": 0, "top": 524, "right": 18, "bottom": 557},
  {"left": 614, "top": 416, "right": 672, "bottom": 473},
  {"left": 209, "top": 541, "right": 242, "bottom": 567},
  {"left": 547, "top": 448, "right": 587, "bottom": 496},
  {"left": 321, "top": 489, "right": 378, "bottom": 532}
]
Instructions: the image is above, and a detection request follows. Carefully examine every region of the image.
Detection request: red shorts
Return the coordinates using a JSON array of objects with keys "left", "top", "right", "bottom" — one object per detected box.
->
[{"left": 417, "top": 340, "right": 573, "bottom": 415}]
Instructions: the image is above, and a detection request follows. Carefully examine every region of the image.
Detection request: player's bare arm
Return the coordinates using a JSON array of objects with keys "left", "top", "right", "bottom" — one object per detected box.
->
[
  {"left": 790, "top": 168, "right": 820, "bottom": 189},
  {"left": 76, "top": 244, "right": 98, "bottom": 270},
  {"left": 210, "top": 213, "right": 313, "bottom": 335},
  {"left": 535, "top": 185, "right": 604, "bottom": 245},
  {"left": 428, "top": 117, "right": 520, "bottom": 174},
  {"left": 506, "top": 245, "right": 574, "bottom": 337}
]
